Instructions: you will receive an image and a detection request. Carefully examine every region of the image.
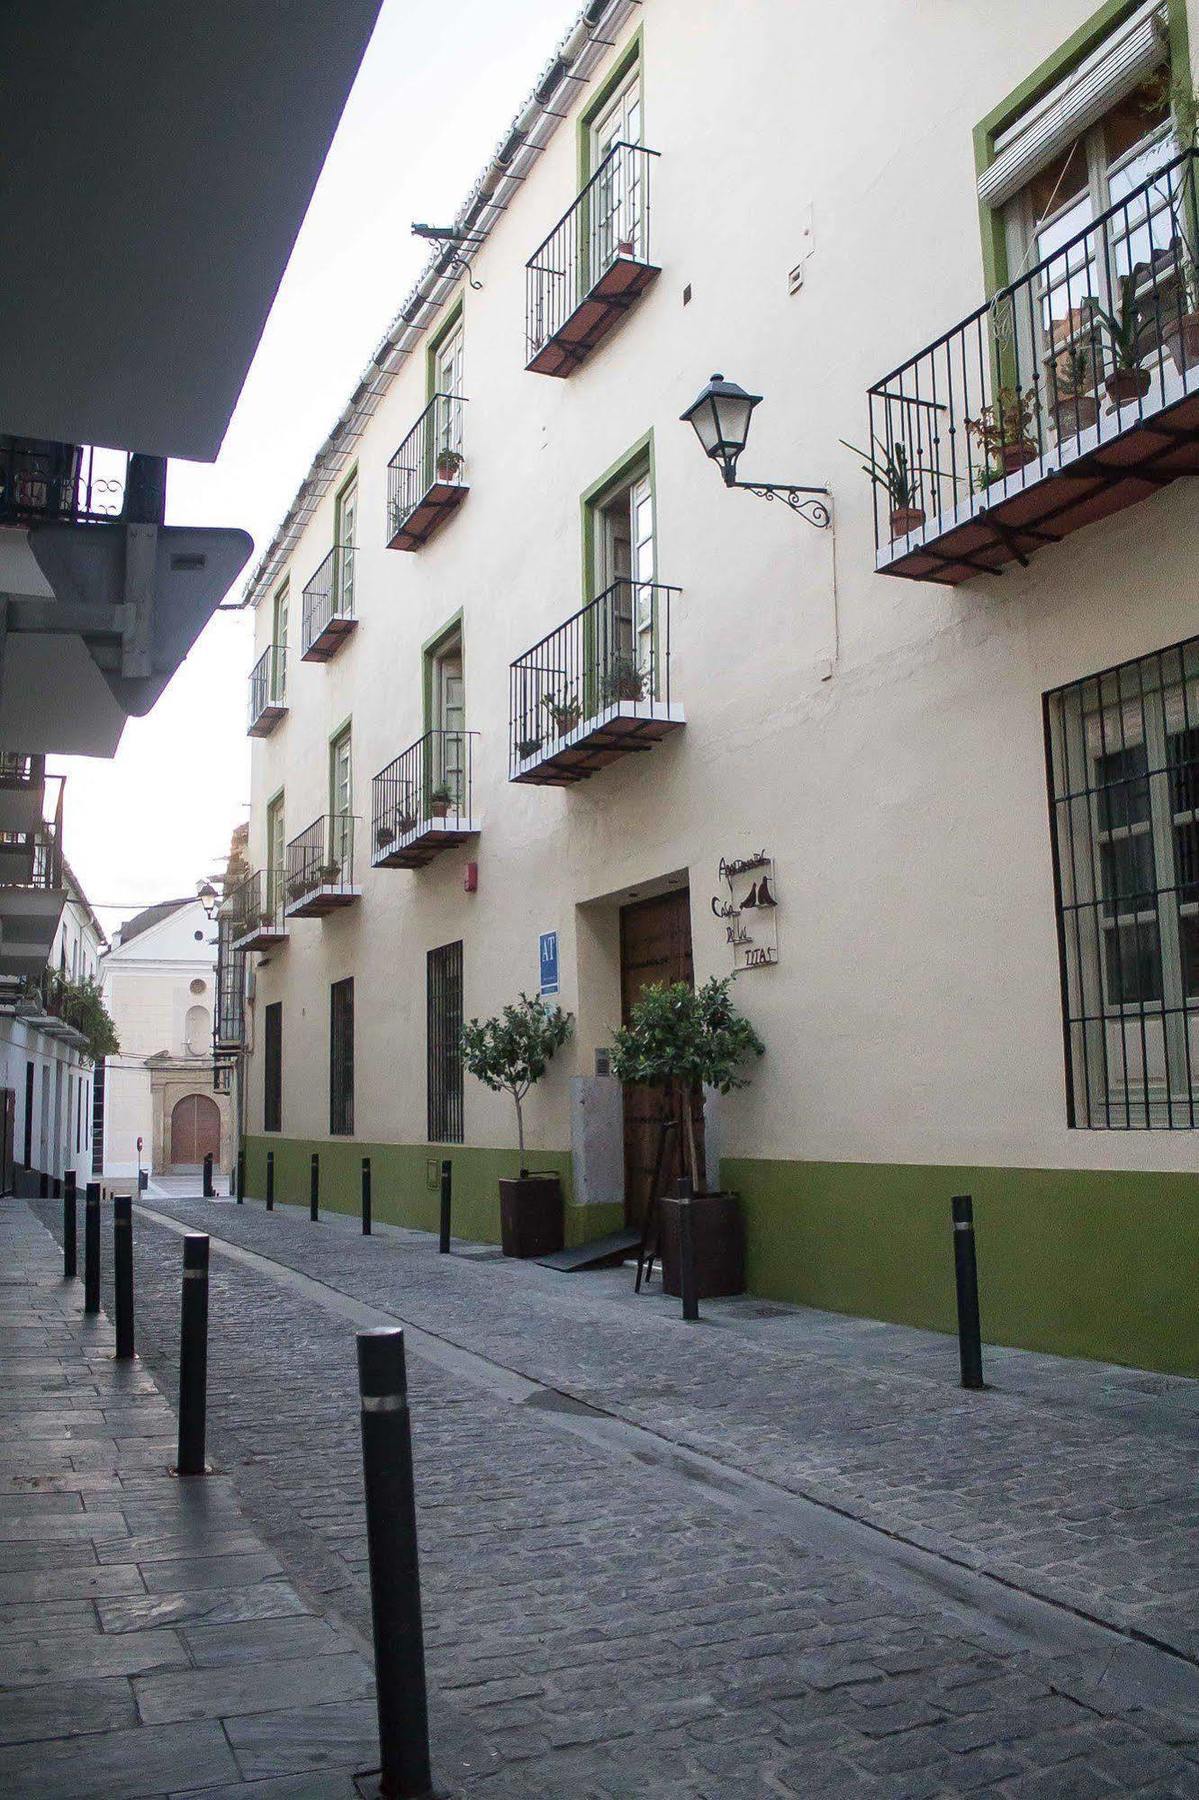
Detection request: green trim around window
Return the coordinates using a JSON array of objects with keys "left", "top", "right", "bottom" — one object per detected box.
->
[
  {"left": 972, "top": 0, "right": 1193, "bottom": 297},
  {"left": 425, "top": 294, "right": 465, "bottom": 404},
  {"left": 421, "top": 609, "right": 465, "bottom": 736},
  {"left": 328, "top": 720, "right": 352, "bottom": 817},
  {"left": 579, "top": 427, "right": 656, "bottom": 604},
  {"left": 577, "top": 24, "right": 643, "bottom": 188}
]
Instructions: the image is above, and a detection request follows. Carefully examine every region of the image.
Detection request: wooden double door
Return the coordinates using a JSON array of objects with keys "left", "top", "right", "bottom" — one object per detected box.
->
[
  {"left": 619, "top": 888, "right": 701, "bottom": 1226},
  {"left": 170, "top": 1093, "right": 221, "bottom": 1168}
]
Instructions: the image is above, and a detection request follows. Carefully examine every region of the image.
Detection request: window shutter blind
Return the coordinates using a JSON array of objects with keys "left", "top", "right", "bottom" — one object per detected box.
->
[{"left": 978, "top": 6, "right": 1168, "bottom": 209}]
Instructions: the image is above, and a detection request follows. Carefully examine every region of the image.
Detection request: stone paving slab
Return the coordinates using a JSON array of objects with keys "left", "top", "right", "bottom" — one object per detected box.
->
[
  {"left": 0, "top": 1200, "right": 381, "bottom": 1797},
  {"left": 49, "top": 1190, "right": 1199, "bottom": 1797}
]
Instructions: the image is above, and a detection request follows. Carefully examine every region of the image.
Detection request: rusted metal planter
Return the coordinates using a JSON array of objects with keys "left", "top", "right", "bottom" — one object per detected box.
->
[
  {"left": 660, "top": 1191, "right": 745, "bottom": 1299},
  {"left": 499, "top": 1173, "right": 564, "bottom": 1259}
]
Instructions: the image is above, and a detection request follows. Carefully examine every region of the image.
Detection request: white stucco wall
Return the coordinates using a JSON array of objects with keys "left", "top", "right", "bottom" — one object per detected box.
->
[{"left": 243, "top": 0, "right": 1199, "bottom": 1180}]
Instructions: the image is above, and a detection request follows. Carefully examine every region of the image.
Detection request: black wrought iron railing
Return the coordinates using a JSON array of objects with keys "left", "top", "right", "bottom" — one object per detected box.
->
[
  {"left": 0, "top": 439, "right": 130, "bottom": 527},
  {"left": 0, "top": 776, "right": 63, "bottom": 890},
  {"left": 301, "top": 544, "right": 356, "bottom": 653},
  {"left": 215, "top": 915, "right": 246, "bottom": 1046},
  {"left": 372, "top": 730, "right": 477, "bottom": 853},
  {"left": 285, "top": 814, "right": 357, "bottom": 905},
  {"left": 228, "top": 868, "right": 286, "bottom": 942},
  {"left": 248, "top": 644, "right": 287, "bottom": 728},
  {"left": 866, "top": 147, "right": 1199, "bottom": 552},
  {"left": 526, "top": 140, "right": 659, "bottom": 363},
  {"left": 0, "top": 754, "right": 44, "bottom": 790},
  {"left": 509, "top": 578, "right": 678, "bottom": 772},
  {"left": 387, "top": 394, "right": 467, "bottom": 540}
]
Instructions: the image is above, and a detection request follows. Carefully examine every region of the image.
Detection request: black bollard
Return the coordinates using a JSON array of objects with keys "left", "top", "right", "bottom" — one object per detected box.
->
[
  {"left": 38, "top": 1170, "right": 48, "bottom": 1199},
  {"left": 310, "top": 1152, "right": 319, "bottom": 1223},
  {"left": 362, "top": 1157, "right": 372, "bottom": 1236},
  {"left": 177, "top": 1234, "right": 209, "bottom": 1476},
  {"left": 438, "top": 1159, "right": 451, "bottom": 1255},
  {"left": 84, "top": 1183, "right": 101, "bottom": 1315},
  {"left": 236, "top": 1150, "right": 245, "bottom": 1204},
  {"left": 677, "top": 1176, "right": 699, "bottom": 1323},
  {"left": 266, "top": 1150, "right": 274, "bottom": 1211},
  {"left": 202, "top": 1153, "right": 214, "bottom": 1199},
  {"left": 51, "top": 1174, "right": 61, "bottom": 1199},
  {"left": 357, "top": 1328, "right": 433, "bottom": 1800},
  {"left": 951, "top": 1195, "right": 984, "bottom": 1391},
  {"left": 62, "top": 1170, "right": 77, "bottom": 1280},
  {"left": 113, "top": 1195, "right": 134, "bottom": 1360}
]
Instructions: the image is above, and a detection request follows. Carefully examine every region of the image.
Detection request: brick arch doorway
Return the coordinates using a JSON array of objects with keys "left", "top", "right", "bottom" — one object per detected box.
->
[{"left": 170, "top": 1093, "right": 221, "bottom": 1169}]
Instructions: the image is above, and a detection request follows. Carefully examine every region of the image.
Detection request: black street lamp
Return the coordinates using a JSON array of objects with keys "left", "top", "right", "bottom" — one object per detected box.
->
[
  {"left": 680, "top": 373, "right": 830, "bottom": 528},
  {"left": 196, "top": 881, "right": 220, "bottom": 921}
]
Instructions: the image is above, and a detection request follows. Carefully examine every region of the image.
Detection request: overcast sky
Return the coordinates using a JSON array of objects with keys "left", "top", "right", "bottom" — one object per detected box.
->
[{"left": 51, "top": 0, "right": 576, "bottom": 938}]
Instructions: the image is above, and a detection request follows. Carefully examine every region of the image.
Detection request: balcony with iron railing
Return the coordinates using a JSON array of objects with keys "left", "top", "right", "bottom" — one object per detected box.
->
[
  {"left": 248, "top": 645, "right": 288, "bottom": 737},
  {"left": 867, "top": 148, "right": 1199, "bottom": 586},
  {"left": 372, "top": 730, "right": 479, "bottom": 869},
  {"left": 0, "top": 775, "right": 64, "bottom": 893},
  {"left": 215, "top": 916, "right": 246, "bottom": 1050},
  {"left": 526, "top": 141, "right": 661, "bottom": 377},
  {"left": 284, "top": 815, "right": 361, "bottom": 918},
  {"left": 301, "top": 544, "right": 358, "bottom": 662},
  {"left": 509, "top": 578, "right": 682, "bottom": 786},
  {"left": 386, "top": 395, "right": 470, "bottom": 551},
  {"left": 228, "top": 868, "right": 288, "bottom": 952},
  {"left": 0, "top": 439, "right": 133, "bottom": 528},
  {"left": 0, "top": 754, "right": 46, "bottom": 836}
]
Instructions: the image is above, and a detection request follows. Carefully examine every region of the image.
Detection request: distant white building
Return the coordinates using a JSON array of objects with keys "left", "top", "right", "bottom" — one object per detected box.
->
[{"left": 99, "top": 897, "right": 231, "bottom": 1179}]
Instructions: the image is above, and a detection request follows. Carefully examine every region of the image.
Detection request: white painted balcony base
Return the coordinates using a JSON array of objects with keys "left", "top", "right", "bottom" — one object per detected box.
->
[
  {"left": 372, "top": 812, "right": 479, "bottom": 871},
  {"left": 231, "top": 920, "right": 289, "bottom": 953},
  {"left": 283, "top": 883, "right": 361, "bottom": 920},
  {"left": 511, "top": 699, "right": 685, "bottom": 787}
]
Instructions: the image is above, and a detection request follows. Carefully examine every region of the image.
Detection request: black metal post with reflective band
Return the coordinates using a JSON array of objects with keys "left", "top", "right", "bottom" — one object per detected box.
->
[
  {"left": 677, "top": 1176, "right": 699, "bottom": 1323},
  {"left": 438, "top": 1159, "right": 451, "bottom": 1255},
  {"left": 951, "top": 1195, "right": 984, "bottom": 1391},
  {"left": 362, "top": 1157, "right": 372, "bottom": 1236},
  {"left": 202, "top": 1153, "right": 214, "bottom": 1198},
  {"left": 236, "top": 1150, "right": 245, "bottom": 1204},
  {"left": 38, "top": 1170, "right": 48, "bottom": 1199},
  {"left": 310, "top": 1152, "right": 319, "bottom": 1223},
  {"left": 266, "top": 1150, "right": 275, "bottom": 1211},
  {"left": 113, "top": 1194, "right": 134, "bottom": 1360},
  {"left": 62, "top": 1169, "right": 77, "bottom": 1280},
  {"left": 177, "top": 1234, "right": 210, "bottom": 1476},
  {"left": 84, "top": 1182, "right": 101, "bottom": 1315},
  {"left": 357, "top": 1327, "right": 433, "bottom": 1800}
]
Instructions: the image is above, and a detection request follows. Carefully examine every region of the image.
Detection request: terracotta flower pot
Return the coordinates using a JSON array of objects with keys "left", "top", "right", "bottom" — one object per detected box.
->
[
  {"left": 1164, "top": 313, "right": 1199, "bottom": 373},
  {"left": 889, "top": 505, "right": 925, "bottom": 540},
  {"left": 1105, "top": 367, "right": 1151, "bottom": 407},
  {"left": 659, "top": 1192, "right": 745, "bottom": 1299},
  {"left": 499, "top": 1174, "right": 564, "bottom": 1258},
  {"left": 430, "top": 799, "right": 450, "bottom": 819},
  {"left": 1000, "top": 442, "right": 1038, "bottom": 473},
  {"left": 1053, "top": 393, "right": 1099, "bottom": 439}
]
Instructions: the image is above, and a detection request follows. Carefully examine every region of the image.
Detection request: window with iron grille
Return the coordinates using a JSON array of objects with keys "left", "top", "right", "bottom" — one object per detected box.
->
[
  {"left": 91, "top": 1059, "right": 104, "bottom": 1176},
  {"left": 1045, "top": 635, "right": 1199, "bottom": 1128},
  {"left": 330, "top": 979, "right": 354, "bottom": 1137},
  {"left": 264, "top": 1003, "right": 283, "bottom": 1133},
  {"left": 427, "top": 940, "right": 463, "bottom": 1143}
]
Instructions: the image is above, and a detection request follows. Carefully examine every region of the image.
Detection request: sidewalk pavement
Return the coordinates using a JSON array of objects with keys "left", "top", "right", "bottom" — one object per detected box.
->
[{"left": 24, "top": 1186, "right": 1199, "bottom": 1798}]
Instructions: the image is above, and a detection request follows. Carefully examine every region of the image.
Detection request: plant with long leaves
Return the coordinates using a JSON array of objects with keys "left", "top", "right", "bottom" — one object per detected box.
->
[
  {"left": 1090, "top": 265, "right": 1152, "bottom": 370},
  {"left": 610, "top": 977, "right": 764, "bottom": 1195},
  {"left": 840, "top": 436, "right": 920, "bottom": 508},
  {"left": 461, "top": 993, "right": 572, "bottom": 1167}
]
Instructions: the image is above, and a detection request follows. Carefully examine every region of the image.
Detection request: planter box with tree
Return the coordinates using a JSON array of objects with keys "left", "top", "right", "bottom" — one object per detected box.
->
[{"left": 461, "top": 994, "right": 572, "bottom": 1257}]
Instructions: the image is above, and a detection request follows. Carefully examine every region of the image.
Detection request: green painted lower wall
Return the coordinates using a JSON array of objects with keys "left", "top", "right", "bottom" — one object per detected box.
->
[
  {"left": 724, "top": 1157, "right": 1199, "bottom": 1379},
  {"left": 243, "top": 1135, "right": 621, "bottom": 1250},
  {"left": 244, "top": 1138, "right": 1197, "bottom": 1377}
]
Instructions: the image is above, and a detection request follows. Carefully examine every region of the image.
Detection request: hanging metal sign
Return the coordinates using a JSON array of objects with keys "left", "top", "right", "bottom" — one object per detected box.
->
[{"left": 712, "top": 852, "right": 778, "bottom": 972}]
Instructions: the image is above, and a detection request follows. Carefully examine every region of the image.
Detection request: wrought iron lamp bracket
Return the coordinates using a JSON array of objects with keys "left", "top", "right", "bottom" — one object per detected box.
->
[
  {"left": 730, "top": 479, "right": 831, "bottom": 529},
  {"left": 440, "top": 250, "right": 483, "bottom": 292}
]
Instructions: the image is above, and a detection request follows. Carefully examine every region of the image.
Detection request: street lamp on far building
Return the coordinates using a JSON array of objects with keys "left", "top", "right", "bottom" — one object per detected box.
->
[
  {"left": 680, "top": 373, "right": 831, "bottom": 528},
  {"left": 197, "top": 880, "right": 220, "bottom": 921}
]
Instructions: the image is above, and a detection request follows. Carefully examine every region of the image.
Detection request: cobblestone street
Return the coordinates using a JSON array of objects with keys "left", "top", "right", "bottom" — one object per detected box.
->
[{"left": 5, "top": 1187, "right": 1194, "bottom": 1796}]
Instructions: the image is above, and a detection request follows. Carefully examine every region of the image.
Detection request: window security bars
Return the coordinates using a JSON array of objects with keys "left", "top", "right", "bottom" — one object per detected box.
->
[
  {"left": 386, "top": 394, "right": 469, "bottom": 549},
  {"left": 371, "top": 730, "right": 477, "bottom": 862},
  {"left": 248, "top": 644, "right": 287, "bottom": 733},
  {"left": 427, "top": 940, "right": 464, "bottom": 1144},
  {"left": 0, "top": 439, "right": 130, "bottom": 527},
  {"left": 301, "top": 544, "right": 357, "bottom": 658},
  {"left": 525, "top": 141, "right": 660, "bottom": 372},
  {"left": 264, "top": 1002, "right": 283, "bottom": 1133},
  {"left": 1045, "top": 634, "right": 1199, "bottom": 1129},
  {"left": 228, "top": 869, "right": 287, "bottom": 949},
  {"left": 214, "top": 915, "right": 245, "bottom": 1047},
  {"left": 91, "top": 1059, "right": 105, "bottom": 1176},
  {"left": 0, "top": 775, "right": 63, "bottom": 891},
  {"left": 509, "top": 577, "right": 678, "bottom": 775},
  {"left": 330, "top": 978, "right": 355, "bottom": 1137},
  {"left": 867, "top": 149, "right": 1199, "bottom": 577},
  {"left": 285, "top": 814, "right": 357, "bottom": 911}
]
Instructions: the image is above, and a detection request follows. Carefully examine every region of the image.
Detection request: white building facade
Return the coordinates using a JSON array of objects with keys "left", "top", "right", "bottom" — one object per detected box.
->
[
  {"left": 99, "top": 898, "right": 231, "bottom": 1180},
  {"left": 234, "top": 0, "right": 1199, "bottom": 1375}
]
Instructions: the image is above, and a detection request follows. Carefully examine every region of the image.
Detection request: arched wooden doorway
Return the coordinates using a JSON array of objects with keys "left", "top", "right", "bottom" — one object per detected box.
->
[{"left": 170, "top": 1093, "right": 221, "bottom": 1168}]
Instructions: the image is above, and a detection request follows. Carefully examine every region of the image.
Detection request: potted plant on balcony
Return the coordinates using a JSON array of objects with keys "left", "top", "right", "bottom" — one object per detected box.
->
[
  {"left": 516, "top": 734, "right": 544, "bottom": 761},
  {"left": 611, "top": 976, "right": 764, "bottom": 1299},
  {"left": 435, "top": 447, "right": 464, "bottom": 484},
  {"left": 461, "top": 994, "right": 573, "bottom": 1257},
  {"left": 604, "top": 655, "right": 646, "bottom": 704},
  {"left": 375, "top": 823, "right": 395, "bottom": 849},
  {"left": 543, "top": 691, "right": 582, "bottom": 739},
  {"left": 1162, "top": 248, "right": 1199, "bottom": 373},
  {"left": 428, "top": 782, "right": 454, "bottom": 820},
  {"left": 1092, "top": 267, "right": 1153, "bottom": 406},
  {"left": 966, "top": 386, "right": 1040, "bottom": 474},
  {"left": 398, "top": 809, "right": 418, "bottom": 834},
  {"left": 318, "top": 859, "right": 341, "bottom": 886},
  {"left": 841, "top": 436, "right": 924, "bottom": 539},
  {"left": 1049, "top": 345, "right": 1100, "bottom": 440}
]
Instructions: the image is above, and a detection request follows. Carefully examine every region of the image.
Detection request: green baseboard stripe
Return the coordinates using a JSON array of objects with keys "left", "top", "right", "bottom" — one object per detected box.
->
[
  {"left": 244, "top": 1139, "right": 1197, "bottom": 1376},
  {"left": 724, "top": 1157, "right": 1199, "bottom": 1379}
]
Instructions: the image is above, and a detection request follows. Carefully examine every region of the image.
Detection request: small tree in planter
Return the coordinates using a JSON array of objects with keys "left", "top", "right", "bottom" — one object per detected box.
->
[{"left": 461, "top": 994, "right": 572, "bottom": 1256}]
